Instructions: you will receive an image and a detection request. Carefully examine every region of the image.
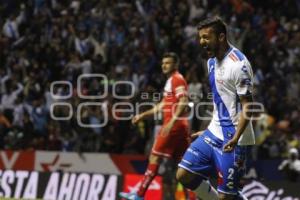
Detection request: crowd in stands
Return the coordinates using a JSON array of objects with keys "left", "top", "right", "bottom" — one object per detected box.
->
[{"left": 0, "top": 0, "right": 299, "bottom": 160}]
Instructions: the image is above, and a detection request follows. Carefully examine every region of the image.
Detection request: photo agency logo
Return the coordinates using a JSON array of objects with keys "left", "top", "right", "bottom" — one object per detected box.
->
[
  {"left": 50, "top": 74, "right": 265, "bottom": 128},
  {"left": 50, "top": 74, "right": 136, "bottom": 128}
]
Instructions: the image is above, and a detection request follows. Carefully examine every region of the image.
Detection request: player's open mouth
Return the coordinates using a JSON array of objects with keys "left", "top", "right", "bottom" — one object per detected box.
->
[
  {"left": 203, "top": 45, "right": 210, "bottom": 52},
  {"left": 203, "top": 45, "right": 213, "bottom": 56}
]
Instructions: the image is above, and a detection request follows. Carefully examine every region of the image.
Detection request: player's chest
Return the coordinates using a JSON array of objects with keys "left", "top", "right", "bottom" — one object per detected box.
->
[
  {"left": 164, "top": 78, "right": 172, "bottom": 93},
  {"left": 210, "top": 66, "right": 234, "bottom": 89}
]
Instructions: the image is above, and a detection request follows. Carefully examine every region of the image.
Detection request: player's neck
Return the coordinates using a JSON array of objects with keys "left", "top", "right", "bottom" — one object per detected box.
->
[
  {"left": 167, "top": 69, "right": 177, "bottom": 78},
  {"left": 216, "top": 43, "right": 230, "bottom": 62}
]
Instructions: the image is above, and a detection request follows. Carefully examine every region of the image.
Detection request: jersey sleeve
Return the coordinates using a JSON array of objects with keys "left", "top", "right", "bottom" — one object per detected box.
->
[
  {"left": 172, "top": 75, "right": 188, "bottom": 99},
  {"left": 233, "top": 61, "right": 254, "bottom": 96}
]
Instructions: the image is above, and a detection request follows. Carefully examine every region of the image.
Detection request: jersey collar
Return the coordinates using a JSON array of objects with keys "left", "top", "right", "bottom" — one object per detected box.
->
[{"left": 216, "top": 46, "right": 233, "bottom": 65}]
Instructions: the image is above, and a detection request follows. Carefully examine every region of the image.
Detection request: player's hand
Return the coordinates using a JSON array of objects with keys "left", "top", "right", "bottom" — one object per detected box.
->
[
  {"left": 223, "top": 138, "right": 238, "bottom": 152},
  {"left": 131, "top": 114, "right": 143, "bottom": 125},
  {"left": 161, "top": 122, "right": 173, "bottom": 137},
  {"left": 190, "top": 130, "right": 204, "bottom": 140}
]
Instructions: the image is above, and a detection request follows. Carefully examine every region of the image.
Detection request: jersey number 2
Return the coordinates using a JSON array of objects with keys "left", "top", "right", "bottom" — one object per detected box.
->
[{"left": 228, "top": 168, "right": 235, "bottom": 180}]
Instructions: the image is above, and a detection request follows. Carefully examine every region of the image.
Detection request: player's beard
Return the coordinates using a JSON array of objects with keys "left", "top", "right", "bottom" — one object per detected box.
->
[
  {"left": 202, "top": 47, "right": 216, "bottom": 59},
  {"left": 207, "top": 42, "right": 220, "bottom": 59},
  {"left": 200, "top": 47, "right": 209, "bottom": 59},
  {"left": 200, "top": 42, "right": 217, "bottom": 59}
]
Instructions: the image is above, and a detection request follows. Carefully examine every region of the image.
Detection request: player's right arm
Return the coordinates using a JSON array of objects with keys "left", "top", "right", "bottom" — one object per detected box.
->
[{"left": 132, "top": 101, "right": 164, "bottom": 125}]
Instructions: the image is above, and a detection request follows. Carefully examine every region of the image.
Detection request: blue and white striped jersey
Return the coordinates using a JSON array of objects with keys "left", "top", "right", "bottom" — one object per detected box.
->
[{"left": 206, "top": 46, "right": 255, "bottom": 145}]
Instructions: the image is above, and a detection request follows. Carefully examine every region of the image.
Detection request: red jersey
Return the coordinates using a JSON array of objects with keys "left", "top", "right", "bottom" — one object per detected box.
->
[{"left": 162, "top": 71, "right": 188, "bottom": 129}]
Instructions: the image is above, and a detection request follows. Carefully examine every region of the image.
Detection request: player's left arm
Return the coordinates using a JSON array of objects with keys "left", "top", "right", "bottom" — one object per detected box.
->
[
  {"left": 161, "top": 95, "right": 188, "bottom": 136},
  {"left": 161, "top": 78, "right": 188, "bottom": 136},
  {"left": 224, "top": 95, "right": 253, "bottom": 152},
  {"left": 224, "top": 61, "right": 254, "bottom": 152},
  {"left": 169, "top": 95, "right": 189, "bottom": 125}
]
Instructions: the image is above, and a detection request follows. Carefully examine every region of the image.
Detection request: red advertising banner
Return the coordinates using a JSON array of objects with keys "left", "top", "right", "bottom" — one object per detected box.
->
[
  {"left": 0, "top": 151, "right": 34, "bottom": 170},
  {"left": 122, "top": 174, "right": 162, "bottom": 200}
]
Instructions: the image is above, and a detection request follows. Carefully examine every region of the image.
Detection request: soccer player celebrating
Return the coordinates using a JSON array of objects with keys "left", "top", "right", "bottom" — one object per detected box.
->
[
  {"left": 119, "top": 52, "right": 190, "bottom": 200},
  {"left": 176, "top": 17, "right": 254, "bottom": 200}
]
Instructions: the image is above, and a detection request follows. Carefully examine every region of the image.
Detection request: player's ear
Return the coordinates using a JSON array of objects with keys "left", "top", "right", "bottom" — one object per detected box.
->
[{"left": 219, "top": 33, "right": 226, "bottom": 42}]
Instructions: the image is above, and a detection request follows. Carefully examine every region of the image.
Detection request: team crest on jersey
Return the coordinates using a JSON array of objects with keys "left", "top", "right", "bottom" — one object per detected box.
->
[{"left": 217, "top": 67, "right": 225, "bottom": 76}]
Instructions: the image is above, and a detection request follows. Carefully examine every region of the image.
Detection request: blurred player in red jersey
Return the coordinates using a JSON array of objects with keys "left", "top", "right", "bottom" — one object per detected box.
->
[{"left": 119, "top": 52, "right": 190, "bottom": 200}]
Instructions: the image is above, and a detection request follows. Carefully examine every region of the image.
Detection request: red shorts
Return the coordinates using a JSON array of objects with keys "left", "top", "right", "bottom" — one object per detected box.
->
[{"left": 151, "top": 125, "right": 190, "bottom": 162}]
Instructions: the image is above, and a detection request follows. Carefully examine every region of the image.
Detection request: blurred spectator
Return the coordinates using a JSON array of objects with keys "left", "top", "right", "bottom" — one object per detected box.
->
[
  {"left": 31, "top": 98, "right": 48, "bottom": 136},
  {"left": 1, "top": 78, "right": 24, "bottom": 110},
  {"left": 2, "top": 6, "right": 25, "bottom": 40},
  {"left": 278, "top": 148, "right": 300, "bottom": 182}
]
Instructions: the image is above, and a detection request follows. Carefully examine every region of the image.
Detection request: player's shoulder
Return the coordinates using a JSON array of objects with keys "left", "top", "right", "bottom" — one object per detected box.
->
[
  {"left": 228, "top": 48, "right": 251, "bottom": 69},
  {"left": 172, "top": 71, "right": 186, "bottom": 81},
  {"left": 227, "top": 47, "right": 249, "bottom": 65},
  {"left": 171, "top": 71, "right": 187, "bottom": 88},
  {"left": 229, "top": 48, "right": 245, "bottom": 61},
  {"left": 225, "top": 48, "right": 252, "bottom": 80}
]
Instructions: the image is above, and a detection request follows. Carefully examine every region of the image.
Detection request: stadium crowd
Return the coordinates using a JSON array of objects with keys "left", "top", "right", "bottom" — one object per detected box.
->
[{"left": 0, "top": 0, "right": 299, "bottom": 160}]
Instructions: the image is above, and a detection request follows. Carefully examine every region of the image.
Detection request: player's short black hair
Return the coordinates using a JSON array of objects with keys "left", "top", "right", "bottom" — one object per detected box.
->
[
  {"left": 197, "top": 17, "right": 227, "bottom": 36},
  {"left": 163, "top": 52, "right": 180, "bottom": 65}
]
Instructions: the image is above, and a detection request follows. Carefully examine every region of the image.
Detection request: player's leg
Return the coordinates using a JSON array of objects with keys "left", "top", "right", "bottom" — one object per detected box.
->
[
  {"left": 214, "top": 143, "right": 248, "bottom": 200},
  {"left": 119, "top": 153, "right": 162, "bottom": 200},
  {"left": 176, "top": 168, "right": 218, "bottom": 200},
  {"left": 136, "top": 153, "right": 162, "bottom": 197},
  {"left": 119, "top": 127, "right": 171, "bottom": 199},
  {"left": 176, "top": 130, "right": 219, "bottom": 200},
  {"left": 174, "top": 128, "right": 217, "bottom": 199}
]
